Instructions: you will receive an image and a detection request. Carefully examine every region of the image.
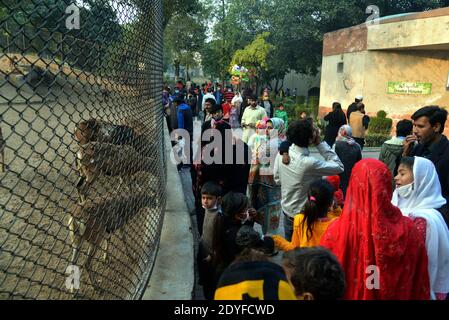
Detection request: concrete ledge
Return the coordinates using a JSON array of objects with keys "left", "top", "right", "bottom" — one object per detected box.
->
[{"left": 142, "top": 122, "right": 194, "bottom": 300}]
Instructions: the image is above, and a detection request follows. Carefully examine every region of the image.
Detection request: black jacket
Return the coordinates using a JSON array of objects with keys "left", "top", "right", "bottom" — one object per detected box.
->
[
  {"left": 324, "top": 111, "right": 347, "bottom": 146},
  {"left": 347, "top": 102, "right": 359, "bottom": 122},
  {"left": 410, "top": 135, "right": 449, "bottom": 203},
  {"left": 334, "top": 140, "right": 362, "bottom": 196}
]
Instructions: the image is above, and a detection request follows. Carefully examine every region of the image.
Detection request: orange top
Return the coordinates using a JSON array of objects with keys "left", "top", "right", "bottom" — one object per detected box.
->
[{"left": 272, "top": 207, "right": 342, "bottom": 251}]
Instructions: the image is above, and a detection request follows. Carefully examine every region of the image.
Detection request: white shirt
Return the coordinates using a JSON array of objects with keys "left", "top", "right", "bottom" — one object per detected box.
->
[{"left": 274, "top": 142, "right": 344, "bottom": 217}]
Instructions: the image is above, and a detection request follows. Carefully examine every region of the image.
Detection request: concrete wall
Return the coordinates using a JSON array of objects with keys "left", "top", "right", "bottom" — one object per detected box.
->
[
  {"left": 319, "top": 7, "right": 449, "bottom": 134},
  {"left": 271, "top": 70, "right": 321, "bottom": 97},
  {"left": 319, "top": 49, "right": 449, "bottom": 132},
  {"left": 368, "top": 11, "right": 449, "bottom": 50},
  {"left": 319, "top": 51, "right": 367, "bottom": 111},
  {"left": 364, "top": 50, "right": 449, "bottom": 115}
]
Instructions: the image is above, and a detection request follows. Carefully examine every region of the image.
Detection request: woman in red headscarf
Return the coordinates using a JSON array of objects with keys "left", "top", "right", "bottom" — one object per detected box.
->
[{"left": 320, "top": 159, "right": 430, "bottom": 300}]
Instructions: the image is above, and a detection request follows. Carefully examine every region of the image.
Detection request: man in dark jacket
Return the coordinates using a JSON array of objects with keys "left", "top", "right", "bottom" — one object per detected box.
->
[
  {"left": 379, "top": 119, "right": 413, "bottom": 177},
  {"left": 403, "top": 106, "right": 449, "bottom": 204},
  {"left": 347, "top": 95, "right": 363, "bottom": 122}
]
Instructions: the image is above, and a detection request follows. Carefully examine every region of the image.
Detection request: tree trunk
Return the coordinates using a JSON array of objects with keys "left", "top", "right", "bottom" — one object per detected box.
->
[
  {"left": 175, "top": 61, "right": 180, "bottom": 81},
  {"left": 186, "top": 65, "right": 190, "bottom": 81},
  {"left": 274, "top": 79, "right": 280, "bottom": 93}
]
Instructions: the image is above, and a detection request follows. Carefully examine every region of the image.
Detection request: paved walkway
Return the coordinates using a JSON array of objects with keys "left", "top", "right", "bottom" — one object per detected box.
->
[{"left": 142, "top": 122, "right": 194, "bottom": 300}]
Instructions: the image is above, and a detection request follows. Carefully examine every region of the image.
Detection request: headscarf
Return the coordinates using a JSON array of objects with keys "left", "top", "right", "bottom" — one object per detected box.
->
[
  {"left": 392, "top": 157, "right": 449, "bottom": 298},
  {"left": 336, "top": 125, "right": 356, "bottom": 145},
  {"left": 231, "top": 92, "right": 243, "bottom": 106},
  {"left": 269, "top": 118, "right": 286, "bottom": 140},
  {"left": 320, "top": 159, "right": 430, "bottom": 300},
  {"left": 325, "top": 176, "right": 344, "bottom": 207}
]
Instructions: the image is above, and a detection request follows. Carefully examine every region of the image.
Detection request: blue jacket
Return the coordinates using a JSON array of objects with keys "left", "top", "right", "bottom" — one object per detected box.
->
[
  {"left": 214, "top": 90, "right": 223, "bottom": 105},
  {"left": 177, "top": 103, "right": 193, "bottom": 135}
]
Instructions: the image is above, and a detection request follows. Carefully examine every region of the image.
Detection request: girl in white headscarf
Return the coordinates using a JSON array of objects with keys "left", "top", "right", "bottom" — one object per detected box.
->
[{"left": 392, "top": 156, "right": 449, "bottom": 300}]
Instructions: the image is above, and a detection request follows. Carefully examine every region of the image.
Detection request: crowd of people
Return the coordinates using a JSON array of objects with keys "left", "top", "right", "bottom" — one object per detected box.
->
[{"left": 162, "top": 80, "right": 449, "bottom": 300}]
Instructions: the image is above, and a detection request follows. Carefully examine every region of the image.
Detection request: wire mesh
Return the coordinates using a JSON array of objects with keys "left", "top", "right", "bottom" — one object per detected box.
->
[{"left": 0, "top": 0, "right": 165, "bottom": 299}]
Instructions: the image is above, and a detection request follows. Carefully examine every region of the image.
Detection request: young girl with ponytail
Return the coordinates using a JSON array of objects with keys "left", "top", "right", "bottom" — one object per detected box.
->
[{"left": 271, "top": 179, "right": 342, "bottom": 250}]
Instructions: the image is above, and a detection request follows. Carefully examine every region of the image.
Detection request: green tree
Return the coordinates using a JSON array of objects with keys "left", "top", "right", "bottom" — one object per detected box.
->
[
  {"left": 230, "top": 32, "right": 275, "bottom": 90},
  {"left": 201, "top": 40, "right": 224, "bottom": 80},
  {"left": 268, "top": 0, "right": 449, "bottom": 75},
  {"left": 164, "top": 13, "right": 206, "bottom": 80},
  {"left": 201, "top": 0, "right": 449, "bottom": 83},
  {"left": 162, "top": 0, "right": 201, "bottom": 30}
]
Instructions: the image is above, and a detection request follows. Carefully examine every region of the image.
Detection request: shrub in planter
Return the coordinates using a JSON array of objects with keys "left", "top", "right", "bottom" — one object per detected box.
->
[
  {"left": 365, "top": 134, "right": 391, "bottom": 147},
  {"left": 377, "top": 110, "right": 387, "bottom": 118},
  {"left": 369, "top": 110, "right": 393, "bottom": 135}
]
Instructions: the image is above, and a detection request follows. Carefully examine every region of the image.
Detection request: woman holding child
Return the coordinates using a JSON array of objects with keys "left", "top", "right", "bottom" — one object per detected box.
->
[{"left": 247, "top": 117, "right": 286, "bottom": 234}]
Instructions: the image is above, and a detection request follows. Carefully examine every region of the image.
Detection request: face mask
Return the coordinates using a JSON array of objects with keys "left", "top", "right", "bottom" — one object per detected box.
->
[{"left": 396, "top": 182, "right": 414, "bottom": 198}]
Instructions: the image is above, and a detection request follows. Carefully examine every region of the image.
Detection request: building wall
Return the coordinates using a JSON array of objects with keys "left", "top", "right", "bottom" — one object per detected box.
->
[
  {"left": 271, "top": 70, "right": 321, "bottom": 97},
  {"left": 319, "top": 49, "right": 449, "bottom": 132},
  {"left": 364, "top": 50, "right": 449, "bottom": 115},
  {"left": 368, "top": 12, "right": 449, "bottom": 50},
  {"left": 319, "top": 51, "right": 367, "bottom": 111},
  {"left": 319, "top": 7, "right": 449, "bottom": 134}
]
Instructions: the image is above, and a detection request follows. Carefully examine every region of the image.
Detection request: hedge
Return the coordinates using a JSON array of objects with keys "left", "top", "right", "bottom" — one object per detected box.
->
[
  {"left": 369, "top": 117, "right": 393, "bottom": 135},
  {"left": 368, "top": 110, "right": 393, "bottom": 135},
  {"left": 365, "top": 134, "right": 391, "bottom": 147}
]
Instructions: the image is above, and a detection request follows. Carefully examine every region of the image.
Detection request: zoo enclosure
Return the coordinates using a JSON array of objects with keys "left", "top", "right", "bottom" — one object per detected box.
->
[{"left": 0, "top": 0, "right": 165, "bottom": 299}]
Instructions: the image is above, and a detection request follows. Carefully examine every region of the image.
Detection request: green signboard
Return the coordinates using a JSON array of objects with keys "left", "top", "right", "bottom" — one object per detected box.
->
[{"left": 387, "top": 82, "right": 432, "bottom": 95}]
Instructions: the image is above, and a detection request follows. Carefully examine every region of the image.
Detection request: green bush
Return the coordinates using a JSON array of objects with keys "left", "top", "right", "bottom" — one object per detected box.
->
[
  {"left": 283, "top": 97, "right": 296, "bottom": 105},
  {"left": 377, "top": 110, "right": 387, "bottom": 118},
  {"left": 306, "top": 96, "right": 319, "bottom": 118},
  {"left": 368, "top": 109, "right": 392, "bottom": 135},
  {"left": 369, "top": 117, "right": 393, "bottom": 134},
  {"left": 296, "top": 95, "right": 306, "bottom": 105},
  {"left": 365, "top": 134, "right": 391, "bottom": 147}
]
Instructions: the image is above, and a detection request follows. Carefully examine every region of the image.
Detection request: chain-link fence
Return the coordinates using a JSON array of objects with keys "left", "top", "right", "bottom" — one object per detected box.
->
[{"left": 0, "top": 0, "right": 165, "bottom": 299}]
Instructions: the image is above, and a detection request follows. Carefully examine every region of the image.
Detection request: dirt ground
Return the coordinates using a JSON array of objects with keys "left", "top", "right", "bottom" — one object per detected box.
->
[{"left": 0, "top": 79, "right": 165, "bottom": 299}]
